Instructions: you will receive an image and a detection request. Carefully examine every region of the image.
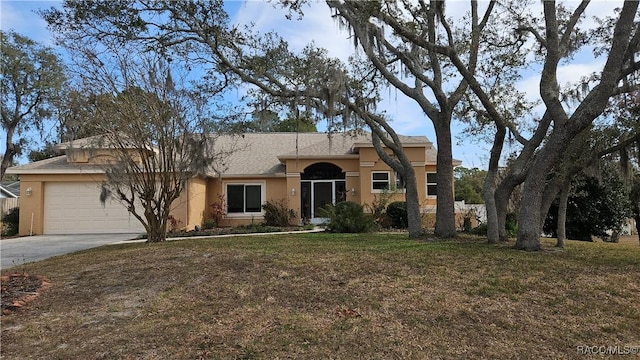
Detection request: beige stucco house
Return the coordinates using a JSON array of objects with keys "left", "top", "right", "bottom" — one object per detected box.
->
[{"left": 7, "top": 132, "right": 459, "bottom": 236}]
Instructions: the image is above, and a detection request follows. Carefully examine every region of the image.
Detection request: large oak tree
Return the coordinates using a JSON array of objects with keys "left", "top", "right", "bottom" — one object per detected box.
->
[
  {"left": 428, "top": 1, "right": 639, "bottom": 250},
  {"left": 0, "top": 31, "right": 65, "bottom": 180}
]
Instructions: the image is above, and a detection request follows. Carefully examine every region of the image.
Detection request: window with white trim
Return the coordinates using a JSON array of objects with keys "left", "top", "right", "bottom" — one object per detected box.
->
[
  {"left": 226, "top": 184, "right": 263, "bottom": 214},
  {"left": 426, "top": 172, "right": 437, "bottom": 197},
  {"left": 371, "top": 171, "right": 390, "bottom": 192}
]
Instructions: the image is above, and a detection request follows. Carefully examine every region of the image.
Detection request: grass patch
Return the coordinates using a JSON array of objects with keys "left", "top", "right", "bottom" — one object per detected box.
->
[{"left": 2, "top": 234, "right": 639, "bottom": 359}]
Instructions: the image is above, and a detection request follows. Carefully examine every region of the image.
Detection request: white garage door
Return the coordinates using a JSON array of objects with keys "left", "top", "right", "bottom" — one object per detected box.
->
[{"left": 44, "top": 182, "right": 145, "bottom": 234}]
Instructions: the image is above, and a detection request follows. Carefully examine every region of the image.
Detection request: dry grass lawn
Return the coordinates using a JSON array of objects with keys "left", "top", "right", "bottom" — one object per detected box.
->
[{"left": 1, "top": 233, "right": 639, "bottom": 359}]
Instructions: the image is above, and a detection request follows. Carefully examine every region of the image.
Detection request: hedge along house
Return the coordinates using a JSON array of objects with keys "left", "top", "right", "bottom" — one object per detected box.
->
[{"left": 7, "top": 132, "right": 459, "bottom": 235}]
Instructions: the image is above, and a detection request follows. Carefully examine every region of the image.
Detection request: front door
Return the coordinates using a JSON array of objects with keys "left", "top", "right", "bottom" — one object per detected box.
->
[
  {"left": 301, "top": 180, "right": 347, "bottom": 223},
  {"left": 300, "top": 162, "right": 347, "bottom": 224},
  {"left": 313, "top": 181, "right": 333, "bottom": 220}
]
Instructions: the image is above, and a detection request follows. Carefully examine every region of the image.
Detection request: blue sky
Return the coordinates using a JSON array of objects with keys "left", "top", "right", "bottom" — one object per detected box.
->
[{"left": 0, "top": 0, "right": 621, "bottom": 168}]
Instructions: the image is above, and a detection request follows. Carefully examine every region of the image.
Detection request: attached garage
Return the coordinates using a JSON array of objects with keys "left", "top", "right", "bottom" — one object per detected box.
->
[{"left": 43, "top": 182, "right": 145, "bottom": 234}]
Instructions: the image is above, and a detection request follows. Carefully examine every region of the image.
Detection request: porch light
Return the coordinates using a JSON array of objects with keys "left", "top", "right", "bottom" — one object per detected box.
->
[
  {"left": 351, "top": 188, "right": 356, "bottom": 196},
  {"left": 291, "top": 188, "right": 296, "bottom": 196},
  {"left": 26, "top": 187, "right": 33, "bottom": 196}
]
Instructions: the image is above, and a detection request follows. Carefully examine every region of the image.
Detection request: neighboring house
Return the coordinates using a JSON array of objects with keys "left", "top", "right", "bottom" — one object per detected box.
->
[
  {"left": 0, "top": 181, "right": 20, "bottom": 216},
  {"left": 7, "top": 132, "right": 461, "bottom": 235},
  {"left": 0, "top": 181, "right": 20, "bottom": 199}
]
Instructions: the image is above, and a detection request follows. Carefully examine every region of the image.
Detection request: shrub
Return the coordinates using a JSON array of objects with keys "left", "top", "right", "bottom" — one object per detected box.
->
[
  {"left": 231, "top": 224, "right": 280, "bottom": 233},
  {"left": 467, "top": 215, "right": 516, "bottom": 238},
  {"left": 505, "top": 212, "right": 517, "bottom": 237},
  {"left": 469, "top": 223, "right": 487, "bottom": 236},
  {"left": 2, "top": 207, "right": 19, "bottom": 236},
  {"left": 365, "top": 189, "right": 397, "bottom": 229},
  {"left": 387, "top": 201, "right": 408, "bottom": 228},
  {"left": 262, "top": 198, "right": 296, "bottom": 227},
  {"left": 167, "top": 215, "right": 183, "bottom": 233},
  {"left": 202, "top": 219, "right": 217, "bottom": 230},
  {"left": 209, "top": 194, "right": 226, "bottom": 225},
  {"left": 317, "top": 201, "right": 375, "bottom": 233}
]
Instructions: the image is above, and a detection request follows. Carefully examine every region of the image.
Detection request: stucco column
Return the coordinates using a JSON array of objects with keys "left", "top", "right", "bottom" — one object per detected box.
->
[
  {"left": 18, "top": 181, "right": 44, "bottom": 236},
  {"left": 286, "top": 173, "right": 301, "bottom": 224},
  {"left": 345, "top": 172, "right": 360, "bottom": 204}
]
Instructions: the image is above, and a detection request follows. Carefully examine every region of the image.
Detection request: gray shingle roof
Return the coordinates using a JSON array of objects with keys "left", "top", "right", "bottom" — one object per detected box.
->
[
  {"left": 6, "top": 155, "right": 104, "bottom": 174},
  {"left": 55, "top": 134, "right": 140, "bottom": 150},
  {"left": 8, "top": 132, "right": 441, "bottom": 176},
  {"left": 207, "top": 133, "right": 362, "bottom": 176},
  {"left": 207, "top": 132, "right": 435, "bottom": 176}
]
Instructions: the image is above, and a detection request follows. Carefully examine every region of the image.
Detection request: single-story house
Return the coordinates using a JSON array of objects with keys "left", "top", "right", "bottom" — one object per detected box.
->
[{"left": 7, "top": 132, "right": 461, "bottom": 235}]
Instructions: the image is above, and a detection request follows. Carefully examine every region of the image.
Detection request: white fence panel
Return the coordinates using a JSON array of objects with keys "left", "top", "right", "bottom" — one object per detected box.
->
[{"left": 0, "top": 198, "right": 19, "bottom": 216}]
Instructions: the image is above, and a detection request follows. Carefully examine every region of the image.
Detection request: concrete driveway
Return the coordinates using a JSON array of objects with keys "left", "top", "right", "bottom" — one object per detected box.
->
[{"left": 0, "top": 233, "right": 140, "bottom": 270}]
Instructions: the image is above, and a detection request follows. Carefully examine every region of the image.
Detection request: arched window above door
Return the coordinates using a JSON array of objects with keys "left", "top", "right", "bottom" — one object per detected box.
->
[{"left": 301, "top": 162, "right": 345, "bottom": 180}]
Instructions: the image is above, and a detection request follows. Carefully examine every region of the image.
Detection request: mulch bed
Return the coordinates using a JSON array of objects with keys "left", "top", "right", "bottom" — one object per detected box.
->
[{"left": 1, "top": 273, "right": 50, "bottom": 315}]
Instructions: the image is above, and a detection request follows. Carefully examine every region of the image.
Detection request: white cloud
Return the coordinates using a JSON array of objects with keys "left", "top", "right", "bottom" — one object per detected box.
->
[
  {"left": 232, "top": 1, "right": 355, "bottom": 61},
  {"left": 557, "top": 62, "right": 605, "bottom": 87},
  {"left": 0, "top": 1, "right": 57, "bottom": 45},
  {"left": 517, "top": 57, "right": 607, "bottom": 118}
]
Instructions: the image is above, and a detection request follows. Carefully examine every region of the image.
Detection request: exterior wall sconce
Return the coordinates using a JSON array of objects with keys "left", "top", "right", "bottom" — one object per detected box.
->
[
  {"left": 291, "top": 188, "right": 296, "bottom": 196},
  {"left": 26, "top": 187, "right": 33, "bottom": 196},
  {"left": 351, "top": 188, "right": 356, "bottom": 196}
]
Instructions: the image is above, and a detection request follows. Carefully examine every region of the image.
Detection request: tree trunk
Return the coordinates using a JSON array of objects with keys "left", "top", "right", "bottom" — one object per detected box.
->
[
  {"left": 610, "top": 230, "right": 619, "bottom": 243},
  {"left": 516, "top": 135, "right": 566, "bottom": 251},
  {"left": 484, "top": 178, "right": 499, "bottom": 244},
  {"left": 366, "top": 124, "right": 423, "bottom": 238},
  {"left": 515, "top": 151, "right": 557, "bottom": 251},
  {"left": 146, "top": 226, "right": 166, "bottom": 243},
  {"left": 495, "top": 175, "right": 521, "bottom": 242},
  {"left": 515, "top": 178, "right": 544, "bottom": 251},
  {"left": 556, "top": 182, "right": 570, "bottom": 248},
  {"left": 484, "top": 124, "right": 505, "bottom": 244},
  {"left": 540, "top": 177, "right": 563, "bottom": 227},
  {"left": 492, "top": 118, "right": 554, "bottom": 243},
  {"left": 434, "top": 120, "right": 456, "bottom": 238},
  {"left": 0, "top": 150, "right": 15, "bottom": 181},
  {"left": 635, "top": 214, "right": 640, "bottom": 245},
  {"left": 404, "top": 166, "right": 423, "bottom": 238},
  {"left": 1, "top": 126, "right": 17, "bottom": 180},
  {"left": 495, "top": 190, "right": 510, "bottom": 242},
  {"left": 145, "top": 213, "right": 167, "bottom": 243}
]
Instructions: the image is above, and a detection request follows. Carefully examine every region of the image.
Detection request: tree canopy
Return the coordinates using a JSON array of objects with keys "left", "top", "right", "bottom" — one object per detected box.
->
[
  {"left": 0, "top": 30, "right": 65, "bottom": 180},
  {"left": 454, "top": 167, "right": 486, "bottom": 204},
  {"left": 232, "top": 110, "right": 317, "bottom": 133},
  {"left": 543, "top": 169, "right": 631, "bottom": 241}
]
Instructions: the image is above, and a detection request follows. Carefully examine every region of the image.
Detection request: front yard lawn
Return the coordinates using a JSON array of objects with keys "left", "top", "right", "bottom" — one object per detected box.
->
[{"left": 1, "top": 234, "right": 639, "bottom": 359}]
